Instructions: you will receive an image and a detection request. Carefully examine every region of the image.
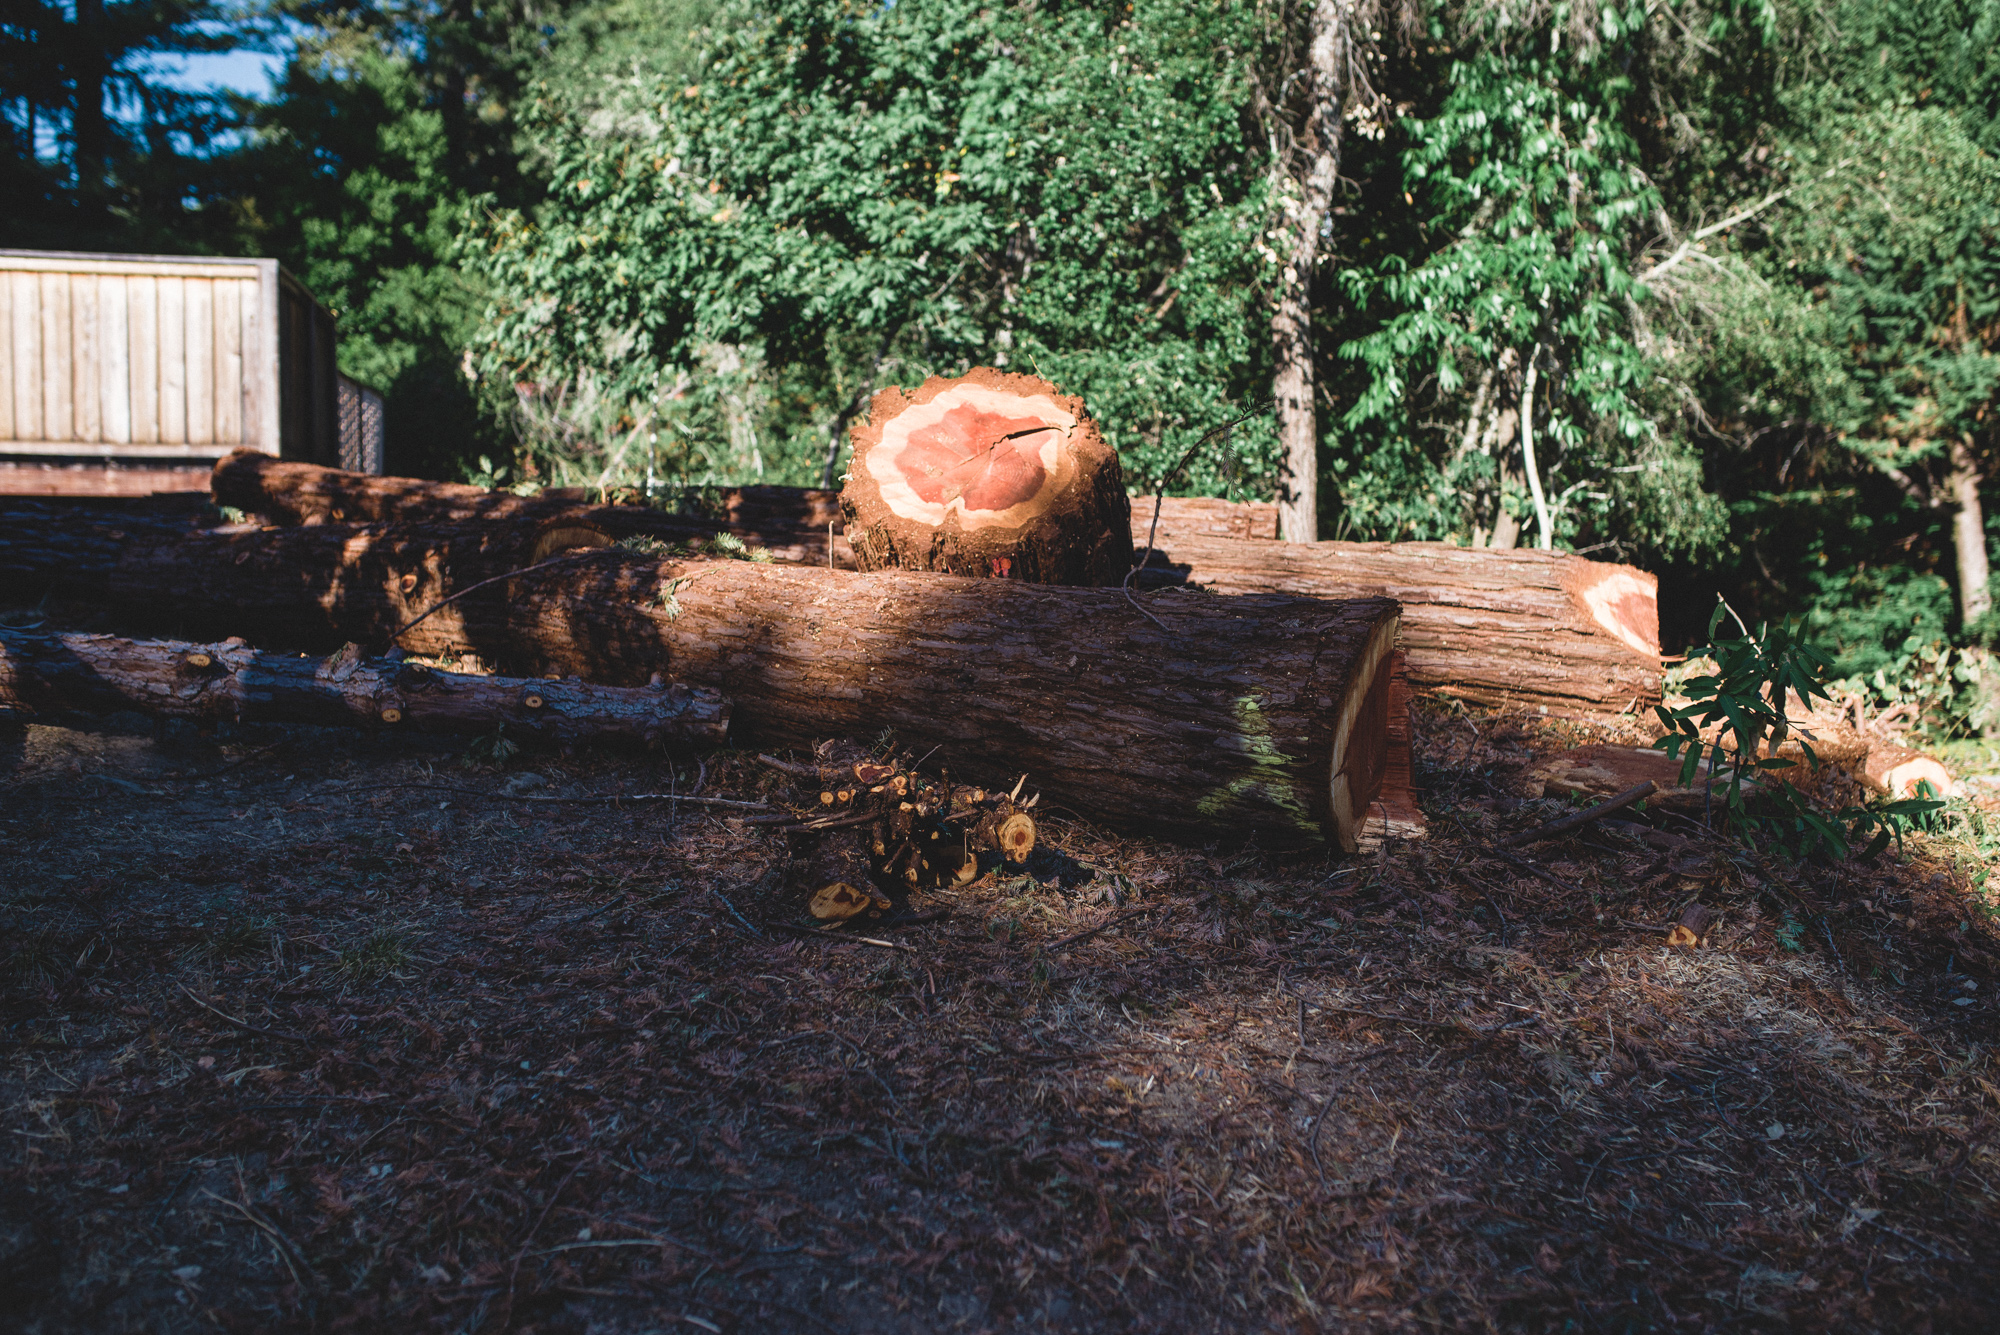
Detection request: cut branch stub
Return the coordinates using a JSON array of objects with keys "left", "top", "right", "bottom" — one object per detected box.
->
[{"left": 841, "top": 368, "right": 1131, "bottom": 585}]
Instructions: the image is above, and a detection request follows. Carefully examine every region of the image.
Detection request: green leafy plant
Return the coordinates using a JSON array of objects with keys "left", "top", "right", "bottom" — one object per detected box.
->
[{"left": 1656, "top": 600, "right": 1943, "bottom": 859}]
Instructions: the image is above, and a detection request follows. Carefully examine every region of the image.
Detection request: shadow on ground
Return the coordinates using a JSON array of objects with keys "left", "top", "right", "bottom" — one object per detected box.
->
[{"left": 3, "top": 703, "right": 1998, "bottom": 1333}]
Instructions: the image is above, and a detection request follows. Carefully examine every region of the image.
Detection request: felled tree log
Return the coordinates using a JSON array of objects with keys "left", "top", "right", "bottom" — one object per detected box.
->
[
  {"left": 0, "top": 498, "right": 215, "bottom": 602},
  {"left": 210, "top": 463, "right": 1655, "bottom": 720},
  {"left": 63, "top": 514, "right": 1400, "bottom": 849},
  {"left": 0, "top": 628, "right": 730, "bottom": 748},
  {"left": 840, "top": 369, "right": 1131, "bottom": 584},
  {"left": 209, "top": 448, "right": 853, "bottom": 567},
  {"left": 1134, "top": 535, "right": 1660, "bottom": 720}
]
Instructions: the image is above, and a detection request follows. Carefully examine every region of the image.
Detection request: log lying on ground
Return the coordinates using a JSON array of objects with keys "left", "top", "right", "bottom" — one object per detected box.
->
[
  {"left": 1134, "top": 536, "right": 1661, "bottom": 720},
  {"left": 54, "top": 512, "right": 1402, "bottom": 849},
  {"left": 840, "top": 368, "right": 1131, "bottom": 584},
  {"left": 0, "top": 628, "right": 731, "bottom": 748},
  {"left": 210, "top": 448, "right": 853, "bottom": 567},
  {"left": 0, "top": 498, "right": 215, "bottom": 602},
  {"left": 211, "top": 461, "right": 1657, "bottom": 720}
]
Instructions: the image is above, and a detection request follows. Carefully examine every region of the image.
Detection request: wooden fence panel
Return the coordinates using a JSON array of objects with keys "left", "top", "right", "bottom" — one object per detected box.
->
[
  {"left": 127, "top": 275, "right": 159, "bottom": 444},
  {"left": 98, "top": 274, "right": 131, "bottom": 444}
]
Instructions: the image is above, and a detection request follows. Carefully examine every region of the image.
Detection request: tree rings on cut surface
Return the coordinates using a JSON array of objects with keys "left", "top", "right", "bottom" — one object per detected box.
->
[{"left": 840, "top": 367, "right": 1132, "bottom": 585}]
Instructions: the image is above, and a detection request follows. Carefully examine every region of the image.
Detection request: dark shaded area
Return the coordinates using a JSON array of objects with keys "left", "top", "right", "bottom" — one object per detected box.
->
[{"left": 3, "top": 700, "right": 1997, "bottom": 1332}]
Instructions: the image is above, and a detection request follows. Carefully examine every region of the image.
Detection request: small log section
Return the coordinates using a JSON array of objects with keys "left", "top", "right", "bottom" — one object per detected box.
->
[
  {"left": 210, "top": 448, "right": 853, "bottom": 567},
  {"left": 209, "top": 464, "right": 1656, "bottom": 721},
  {"left": 0, "top": 628, "right": 731, "bottom": 748},
  {"left": 27, "top": 510, "right": 1404, "bottom": 849},
  {"left": 1136, "top": 535, "right": 1660, "bottom": 721},
  {"left": 840, "top": 368, "right": 1131, "bottom": 585}
]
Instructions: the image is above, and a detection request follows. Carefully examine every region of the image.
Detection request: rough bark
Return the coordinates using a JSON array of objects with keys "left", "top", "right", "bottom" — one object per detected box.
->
[
  {"left": 210, "top": 448, "right": 853, "bottom": 567},
  {"left": 1951, "top": 437, "right": 1992, "bottom": 625},
  {"left": 67, "top": 516, "right": 1399, "bottom": 849},
  {"left": 0, "top": 498, "right": 215, "bottom": 601},
  {"left": 839, "top": 368, "right": 1131, "bottom": 585},
  {"left": 1270, "top": 0, "right": 1352, "bottom": 543},
  {"left": 0, "top": 629, "right": 730, "bottom": 748},
  {"left": 24, "top": 482, "right": 1658, "bottom": 723},
  {"left": 1135, "top": 532, "right": 1661, "bottom": 720}
]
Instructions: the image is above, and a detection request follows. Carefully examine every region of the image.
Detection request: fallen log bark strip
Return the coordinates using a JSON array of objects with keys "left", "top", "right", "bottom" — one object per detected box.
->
[
  {"left": 0, "top": 629, "right": 731, "bottom": 749},
  {"left": 57, "top": 514, "right": 1402, "bottom": 849},
  {"left": 209, "top": 461, "right": 1658, "bottom": 721}
]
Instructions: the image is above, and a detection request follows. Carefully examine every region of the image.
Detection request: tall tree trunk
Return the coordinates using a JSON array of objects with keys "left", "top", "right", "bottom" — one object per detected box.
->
[
  {"left": 1520, "top": 344, "right": 1554, "bottom": 550},
  {"left": 71, "top": 0, "right": 109, "bottom": 197},
  {"left": 1272, "top": 0, "right": 1350, "bottom": 544},
  {"left": 1952, "top": 436, "right": 1992, "bottom": 624}
]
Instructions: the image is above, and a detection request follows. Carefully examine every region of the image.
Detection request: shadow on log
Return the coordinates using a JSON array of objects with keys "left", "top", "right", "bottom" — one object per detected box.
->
[
  {"left": 22, "top": 511, "right": 1405, "bottom": 849},
  {"left": 206, "top": 460, "right": 1659, "bottom": 722}
]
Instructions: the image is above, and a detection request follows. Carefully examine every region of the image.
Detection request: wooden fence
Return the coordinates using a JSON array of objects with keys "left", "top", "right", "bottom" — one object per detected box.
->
[{"left": 0, "top": 250, "right": 347, "bottom": 496}]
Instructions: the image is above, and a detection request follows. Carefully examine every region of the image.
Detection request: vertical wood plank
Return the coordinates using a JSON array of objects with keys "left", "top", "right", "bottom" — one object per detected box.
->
[
  {"left": 11, "top": 272, "right": 40, "bottom": 440},
  {"left": 159, "top": 277, "right": 187, "bottom": 443},
  {"left": 212, "top": 278, "right": 243, "bottom": 443},
  {"left": 41, "top": 272, "right": 72, "bottom": 442},
  {"left": 98, "top": 274, "right": 131, "bottom": 444},
  {"left": 185, "top": 279, "right": 214, "bottom": 445},
  {"left": 70, "top": 273, "right": 100, "bottom": 443},
  {"left": 0, "top": 271, "right": 13, "bottom": 439},
  {"left": 127, "top": 276, "right": 160, "bottom": 444}
]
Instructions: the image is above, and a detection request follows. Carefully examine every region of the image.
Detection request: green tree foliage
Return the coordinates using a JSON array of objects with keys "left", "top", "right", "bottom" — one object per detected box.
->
[
  {"left": 467, "top": 0, "right": 1285, "bottom": 492},
  {"left": 0, "top": 0, "right": 251, "bottom": 248}
]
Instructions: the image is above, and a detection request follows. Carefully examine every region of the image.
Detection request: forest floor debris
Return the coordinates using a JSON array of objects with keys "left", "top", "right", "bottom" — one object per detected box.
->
[{"left": 3, "top": 701, "right": 1999, "bottom": 1332}]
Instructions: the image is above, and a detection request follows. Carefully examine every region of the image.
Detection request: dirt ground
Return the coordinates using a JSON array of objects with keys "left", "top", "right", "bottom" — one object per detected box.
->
[{"left": 4, "top": 697, "right": 2000, "bottom": 1334}]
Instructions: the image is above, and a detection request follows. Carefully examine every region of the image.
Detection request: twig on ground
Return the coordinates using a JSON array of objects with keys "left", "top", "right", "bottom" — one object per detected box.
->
[
  {"left": 766, "top": 921, "right": 915, "bottom": 951},
  {"left": 179, "top": 985, "right": 312, "bottom": 1045},
  {"left": 1498, "top": 781, "right": 1656, "bottom": 848},
  {"left": 1048, "top": 907, "right": 1154, "bottom": 950},
  {"left": 337, "top": 782, "right": 766, "bottom": 809},
  {"left": 710, "top": 887, "right": 764, "bottom": 938},
  {"left": 1487, "top": 847, "right": 1585, "bottom": 895}
]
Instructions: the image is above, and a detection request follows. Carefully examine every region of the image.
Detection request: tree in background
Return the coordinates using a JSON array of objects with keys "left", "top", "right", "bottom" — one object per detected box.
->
[
  {"left": 0, "top": 0, "right": 250, "bottom": 249},
  {"left": 468, "top": 0, "right": 1288, "bottom": 497}
]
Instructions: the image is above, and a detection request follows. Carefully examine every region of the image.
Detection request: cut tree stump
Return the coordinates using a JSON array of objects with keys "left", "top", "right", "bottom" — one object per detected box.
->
[
  {"left": 0, "top": 628, "right": 730, "bottom": 748},
  {"left": 44, "top": 513, "right": 1404, "bottom": 849},
  {"left": 208, "top": 462, "right": 1656, "bottom": 720},
  {"left": 1861, "top": 744, "right": 1957, "bottom": 800},
  {"left": 840, "top": 368, "right": 1131, "bottom": 585}
]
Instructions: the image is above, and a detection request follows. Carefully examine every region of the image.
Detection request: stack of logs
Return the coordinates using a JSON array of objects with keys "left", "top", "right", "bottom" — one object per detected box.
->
[{"left": 0, "top": 369, "right": 1684, "bottom": 878}]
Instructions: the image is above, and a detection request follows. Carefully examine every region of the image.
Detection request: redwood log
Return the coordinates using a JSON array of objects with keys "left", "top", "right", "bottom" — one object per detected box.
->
[
  {"left": 209, "top": 463, "right": 1656, "bottom": 720},
  {"left": 210, "top": 448, "right": 853, "bottom": 567},
  {"left": 1134, "top": 535, "right": 1660, "bottom": 720},
  {"left": 0, "top": 629, "right": 730, "bottom": 748},
  {"left": 63, "top": 515, "right": 1399, "bottom": 849},
  {"left": 840, "top": 369, "right": 1131, "bottom": 584}
]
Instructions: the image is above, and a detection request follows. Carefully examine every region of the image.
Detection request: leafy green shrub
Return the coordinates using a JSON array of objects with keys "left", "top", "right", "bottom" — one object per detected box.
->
[{"left": 1656, "top": 601, "right": 1942, "bottom": 860}]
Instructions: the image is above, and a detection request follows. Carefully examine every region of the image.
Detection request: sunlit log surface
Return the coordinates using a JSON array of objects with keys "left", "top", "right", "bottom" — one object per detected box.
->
[
  {"left": 210, "top": 459, "right": 1658, "bottom": 722},
  {"left": 60, "top": 516, "right": 1401, "bottom": 849}
]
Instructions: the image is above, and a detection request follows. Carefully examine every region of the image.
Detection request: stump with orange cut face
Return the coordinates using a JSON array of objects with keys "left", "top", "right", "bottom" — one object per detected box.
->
[{"left": 840, "top": 368, "right": 1132, "bottom": 586}]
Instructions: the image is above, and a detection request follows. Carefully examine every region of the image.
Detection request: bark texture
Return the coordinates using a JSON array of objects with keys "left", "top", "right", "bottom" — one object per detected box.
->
[
  {"left": 74, "top": 517, "right": 1398, "bottom": 848},
  {"left": 1269, "top": 0, "right": 1354, "bottom": 543},
  {"left": 0, "top": 629, "right": 730, "bottom": 748},
  {"left": 1135, "top": 532, "right": 1661, "bottom": 720},
  {"left": 840, "top": 368, "right": 1131, "bottom": 585},
  {"left": 211, "top": 449, "right": 854, "bottom": 567}
]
